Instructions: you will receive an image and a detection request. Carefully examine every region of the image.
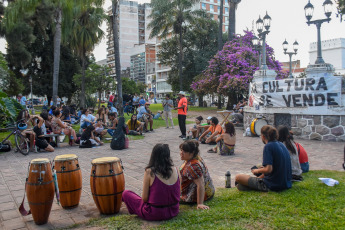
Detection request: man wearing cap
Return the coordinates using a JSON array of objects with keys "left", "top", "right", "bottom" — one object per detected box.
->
[
  {"left": 137, "top": 102, "right": 153, "bottom": 132},
  {"left": 174, "top": 91, "right": 188, "bottom": 138}
]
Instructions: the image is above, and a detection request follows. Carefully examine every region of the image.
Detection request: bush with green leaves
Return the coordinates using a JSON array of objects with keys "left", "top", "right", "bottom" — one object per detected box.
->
[{"left": 0, "top": 90, "right": 23, "bottom": 128}]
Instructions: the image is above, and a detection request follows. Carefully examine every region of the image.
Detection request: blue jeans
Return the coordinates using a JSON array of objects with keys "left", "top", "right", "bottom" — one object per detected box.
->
[
  {"left": 300, "top": 162, "right": 309, "bottom": 173},
  {"left": 108, "top": 129, "right": 115, "bottom": 136},
  {"left": 81, "top": 122, "right": 91, "bottom": 129}
]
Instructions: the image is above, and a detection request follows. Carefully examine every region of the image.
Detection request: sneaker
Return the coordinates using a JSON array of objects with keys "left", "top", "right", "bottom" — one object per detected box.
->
[
  {"left": 165, "top": 127, "right": 169, "bottom": 129},
  {"left": 150, "top": 129, "right": 154, "bottom": 132},
  {"left": 146, "top": 130, "right": 150, "bottom": 133},
  {"left": 179, "top": 135, "right": 184, "bottom": 138},
  {"left": 181, "top": 135, "right": 186, "bottom": 139}
]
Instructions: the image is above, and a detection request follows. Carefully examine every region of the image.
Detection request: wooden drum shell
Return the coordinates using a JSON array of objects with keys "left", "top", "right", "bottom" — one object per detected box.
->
[
  {"left": 26, "top": 160, "right": 54, "bottom": 225},
  {"left": 90, "top": 158, "right": 125, "bottom": 215},
  {"left": 55, "top": 157, "right": 82, "bottom": 209}
]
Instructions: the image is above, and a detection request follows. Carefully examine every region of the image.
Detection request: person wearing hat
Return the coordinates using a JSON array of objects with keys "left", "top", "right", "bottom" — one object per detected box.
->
[
  {"left": 137, "top": 102, "right": 153, "bottom": 132},
  {"left": 174, "top": 91, "right": 188, "bottom": 138}
]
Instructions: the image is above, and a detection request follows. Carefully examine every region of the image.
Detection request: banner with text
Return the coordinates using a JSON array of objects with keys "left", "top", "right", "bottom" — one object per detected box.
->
[{"left": 249, "top": 77, "right": 342, "bottom": 108}]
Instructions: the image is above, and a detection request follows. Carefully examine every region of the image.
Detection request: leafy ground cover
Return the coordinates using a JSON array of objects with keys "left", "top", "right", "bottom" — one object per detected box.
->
[{"left": 83, "top": 170, "right": 344, "bottom": 230}]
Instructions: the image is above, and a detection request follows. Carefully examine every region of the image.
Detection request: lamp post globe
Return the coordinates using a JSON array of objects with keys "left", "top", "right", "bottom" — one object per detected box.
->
[
  {"left": 263, "top": 12, "right": 271, "bottom": 31},
  {"left": 282, "top": 39, "right": 288, "bottom": 53},
  {"left": 323, "top": 0, "right": 333, "bottom": 18},
  {"left": 256, "top": 16, "right": 263, "bottom": 34},
  {"left": 304, "top": 0, "right": 314, "bottom": 22},
  {"left": 252, "top": 35, "right": 259, "bottom": 46}
]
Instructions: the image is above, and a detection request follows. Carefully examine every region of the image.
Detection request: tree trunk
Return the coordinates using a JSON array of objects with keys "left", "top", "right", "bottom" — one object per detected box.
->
[
  {"left": 228, "top": 2, "right": 237, "bottom": 41},
  {"left": 178, "top": 25, "right": 183, "bottom": 91},
  {"left": 226, "top": 91, "right": 237, "bottom": 110},
  {"left": 218, "top": 0, "right": 224, "bottom": 51},
  {"left": 198, "top": 94, "right": 204, "bottom": 108},
  {"left": 98, "top": 91, "right": 101, "bottom": 109},
  {"left": 217, "top": 95, "right": 222, "bottom": 109},
  {"left": 52, "top": 9, "right": 62, "bottom": 106},
  {"left": 80, "top": 56, "right": 86, "bottom": 108},
  {"left": 112, "top": 0, "right": 123, "bottom": 116}
]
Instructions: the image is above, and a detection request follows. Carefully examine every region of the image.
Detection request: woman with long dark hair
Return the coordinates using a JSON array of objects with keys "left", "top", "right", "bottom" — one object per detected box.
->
[
  {"left": 122, "top": 144, "right": 181, "bottom": 221},
  {"left": 16, "top": 109, "right": 36, "bottom": 152},
  {"left": 179, "top": 140, "right": 215, "bottom": 209},
  {"left": 235, "top": 125, "right": 292, "bottom": 192},
  {"left": 126, "top": 114, "right": 143, "bottom": 135},
  {"left": 214, "top": 122, "right": 236, "bottom": 155},
  {"left": 278, "top": 126, "right": 302, "bottom": 180}
]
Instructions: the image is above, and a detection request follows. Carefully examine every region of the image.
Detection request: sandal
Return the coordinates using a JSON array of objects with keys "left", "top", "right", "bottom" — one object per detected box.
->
[{"left": 207, "top": 149, "right": 216, "bottom": 153}]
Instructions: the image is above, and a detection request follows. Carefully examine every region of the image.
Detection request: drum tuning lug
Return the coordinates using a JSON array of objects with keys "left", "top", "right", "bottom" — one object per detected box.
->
[
  {"left": 109, "top": 170, "right": 114, "bottom": 174},
  {"left": 61, "top": 166, "right": 65, "bottom": 171},
  {"left": 76, "top": 164, "right": 80, "bottom": 168},
  {"left": 92, "top": 170, "right": 96, "bottom": 175}
]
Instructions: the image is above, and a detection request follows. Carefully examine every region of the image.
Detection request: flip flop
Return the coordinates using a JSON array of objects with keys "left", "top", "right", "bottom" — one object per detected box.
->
[{"left": 207, "top": 149, "right": 216, "bottom": 153}]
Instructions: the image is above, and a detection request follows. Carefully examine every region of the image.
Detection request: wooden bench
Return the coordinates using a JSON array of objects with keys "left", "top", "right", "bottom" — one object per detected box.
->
[{"left": 44, "top": 134, "right": 65, "bottom": 148}]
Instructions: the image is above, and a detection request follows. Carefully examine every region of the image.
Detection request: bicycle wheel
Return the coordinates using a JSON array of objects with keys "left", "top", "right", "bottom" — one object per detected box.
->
[{"left": 15, "top": 133, "right": 29, "bottom": 155}]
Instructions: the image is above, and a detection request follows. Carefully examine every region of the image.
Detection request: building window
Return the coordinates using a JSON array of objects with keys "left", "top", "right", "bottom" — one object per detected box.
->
[
  {"left": 225, "top": 16, "right": 228, "bottom": 22},
  {"left": 202, "top": 3, "right": 206, "bottom": 9},
  {"left": 225, "top": 0, "right": 228, "bottom": 4},
  {"left": 225, "top": 26, "right": 228, "bottom": 31},
  {"left": 218, "top": 6, "right": 220, "bottom": 12},
  {"left": 225, "top": 7, "right": 228, "bottom": 13},
  {"left": 210, "top": 5, "right": 214, "bottom": 12}
]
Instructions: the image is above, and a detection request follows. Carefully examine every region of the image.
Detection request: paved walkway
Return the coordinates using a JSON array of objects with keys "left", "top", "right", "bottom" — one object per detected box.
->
[{"left": 0, "top": 124, "right": 344, "bottom": 229}]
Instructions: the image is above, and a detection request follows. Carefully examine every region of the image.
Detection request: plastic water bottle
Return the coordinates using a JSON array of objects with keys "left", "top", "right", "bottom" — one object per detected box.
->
[{"left": 225, "top": 171, "right": 231, "bottom": 188}]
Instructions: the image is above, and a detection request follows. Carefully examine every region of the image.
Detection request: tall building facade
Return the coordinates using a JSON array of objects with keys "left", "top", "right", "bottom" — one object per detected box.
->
[{"left": 106, "top": 1, "right": 153, "bottom": 77}]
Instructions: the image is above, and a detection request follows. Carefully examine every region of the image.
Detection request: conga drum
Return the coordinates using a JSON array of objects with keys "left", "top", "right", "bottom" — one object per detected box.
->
[
  {"left": 250, "top": 118, "right": 268, "bottom": 136},
  {"left": 26, "top": 158, "right": 55, "bottom": 225},
  {"left": 54, "top": 154, "right": 82, "bottom": 209},
  {"left": 90, "top": 157, "right": 125, "bottom": 214}
]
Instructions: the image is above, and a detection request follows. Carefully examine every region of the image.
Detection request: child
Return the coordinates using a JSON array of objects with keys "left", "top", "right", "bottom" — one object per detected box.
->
[
  {"left": 188, "top": 116, "right": 203, "bottom": 139},
  {"left": 94, "top": 119, "right": 107, "bottom": 138},
  {"left": 214, "top": 122, "right": 236, "bottom": 155},
  {"left": 80, "top": 125, "right": 103, "bottom": 148}
]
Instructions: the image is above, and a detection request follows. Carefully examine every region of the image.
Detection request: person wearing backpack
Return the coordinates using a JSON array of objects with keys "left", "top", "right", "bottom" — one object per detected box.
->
[
  {"left": 110, "top": 117, "right": 128, "bottom": 150},
  {"left": 80, "top": 125, "right": 103, "bottom": 148}
]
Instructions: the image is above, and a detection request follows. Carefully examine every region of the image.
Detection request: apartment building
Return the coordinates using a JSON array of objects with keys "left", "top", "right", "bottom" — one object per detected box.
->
[
  {"left": 106, "top": 1, "right": 153, "bottom": 77},
  {"left": 130, "top": 44, "right": 155, "bottom": 84}
]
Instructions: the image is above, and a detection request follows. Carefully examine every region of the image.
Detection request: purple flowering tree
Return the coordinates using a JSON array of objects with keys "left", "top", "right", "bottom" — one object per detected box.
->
[{"left": 191, "top": 31, "right": 288, "bottom": 109}]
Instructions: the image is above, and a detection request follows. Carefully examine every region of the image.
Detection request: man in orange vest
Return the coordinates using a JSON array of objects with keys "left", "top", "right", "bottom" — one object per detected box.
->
[{"left": 174, "top": 91, "right": 188, "bottom": 138}]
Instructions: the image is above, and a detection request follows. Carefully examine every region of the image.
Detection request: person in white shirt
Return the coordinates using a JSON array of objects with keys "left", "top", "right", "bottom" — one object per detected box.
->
[{"left": 80, "top": 109, "right": 95, "bottom": 129}]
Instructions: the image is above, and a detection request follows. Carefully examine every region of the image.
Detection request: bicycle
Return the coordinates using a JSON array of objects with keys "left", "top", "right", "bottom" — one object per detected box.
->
[{"left": 0, "top": 119, "right": 30, "bottom": 155}]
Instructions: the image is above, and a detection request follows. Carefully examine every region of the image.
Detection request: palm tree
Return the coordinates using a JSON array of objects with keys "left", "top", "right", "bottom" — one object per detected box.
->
[
  {"left": 111, "top": 0, "right": 123, "bottom": 116},
  {"left": 148, "top": 0, "right": 200, "bottom": 91},
  {"left": 69, "top": 2, "right": 105, "bottom": 108},
  {"left": 228, "top": 0, "right": 241, "bottom": 41}
]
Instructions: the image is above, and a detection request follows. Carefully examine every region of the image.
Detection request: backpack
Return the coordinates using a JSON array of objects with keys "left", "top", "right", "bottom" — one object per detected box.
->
[
  {"left": 111, "top": 117, "right": 126, "bottom": 150},
  {"left": 0, "top": 143, "right": 11, "bottom": 152},
  {"left": 79, "top": 139, "right": 94, "bottom": 148},
  {"left": 295, "top": 142, "right": 308, "bottom": 164}
]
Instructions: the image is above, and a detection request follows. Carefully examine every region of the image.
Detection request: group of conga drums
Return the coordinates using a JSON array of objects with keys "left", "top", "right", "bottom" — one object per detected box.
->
[{"left": 25, "top": 155, "right": 125, "bottom": 225}]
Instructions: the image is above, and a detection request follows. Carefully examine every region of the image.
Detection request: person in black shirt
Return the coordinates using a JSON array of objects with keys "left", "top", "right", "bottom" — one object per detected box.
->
[{"left": 33, "top": 116, "right": 54, "bottom": 152}]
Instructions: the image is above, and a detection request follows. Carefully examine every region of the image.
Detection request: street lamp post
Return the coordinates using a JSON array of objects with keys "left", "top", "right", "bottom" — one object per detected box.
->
[
  {"left": 304, "top": 0, "right": 333, "bottom": 65},
  {"left": 252, "top": 34, "right": 262, "bottom": 67},
  {"left": 282, "top": 39, "right": 299, "bottom": 78},
  {"left": 255, "top": 12, "right": 271, "bottom": 70}
]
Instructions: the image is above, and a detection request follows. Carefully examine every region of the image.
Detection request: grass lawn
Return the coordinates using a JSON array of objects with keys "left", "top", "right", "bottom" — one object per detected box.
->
[{"left": 83, "top": 170, "right": 345, "bottom": 230}]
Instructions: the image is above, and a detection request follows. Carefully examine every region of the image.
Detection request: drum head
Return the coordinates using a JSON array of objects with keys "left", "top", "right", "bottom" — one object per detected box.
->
[
  {"left": 55, "top": 154, "right": 78, "bottom": 161},
  {"left": 92, "top": 157, "right": 120, "bottom": 165},
  {"left": 31, "top": 158, "right": 50, "bottom": 164},
  {"left": 254, "top": 119, "right": 268, "bottom": 136}
]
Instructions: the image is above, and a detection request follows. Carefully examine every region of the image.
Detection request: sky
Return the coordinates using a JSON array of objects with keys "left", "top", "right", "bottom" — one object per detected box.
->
[{"left": 1, "top": 0, "right": 345, "bottom": 68}]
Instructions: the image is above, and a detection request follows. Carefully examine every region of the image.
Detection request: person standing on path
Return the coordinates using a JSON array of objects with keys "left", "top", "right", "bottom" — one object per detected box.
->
[
  {"left": 174, "top": 91, "right": 187, "bottom": 138},
  {"left": 163, "top": 94, "right": 174, "bottom": 129}
]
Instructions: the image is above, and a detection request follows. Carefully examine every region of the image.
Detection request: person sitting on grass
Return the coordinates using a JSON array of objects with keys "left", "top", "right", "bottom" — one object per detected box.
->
[
  {"left": 80, "top": 125, "right": 103, "bottom": 148},
  {"left": 126, "top": 114, "right": 143, "bottom": 136},
  {"left": 179, "top": 140, "right": 215, "bottom": 210},
  {"left": 278, "top": 126, "right": 303, "bottom": 181},
  {"left": 107, "top": 112, "right": 118, "bottom": 136},
  {"left": 137, "top": 102, "right": 153, "bottom": 132},
  {"left": 94, "top": 119, "right": 108, "bottom": 139},
  {"left": 48, "top": 105, "right": 57, "bottom": 115},
  {"left": 208, "top": 122, "right": 236, "bottom": 155},
  {"left": 195, "top": 116, "right": 211, "bottom": 141},
  {"left": 33, "top": 115, "right": 54, "bottom": 152},
  {"left": 80, "top": 108, "right": 95, "bottom": 129},
  {"left": 51, "top": 109, "right": 77, "bottom": 146},
  {"left": 199, "top": 117, "right": 223, "bottom": 146},
  {"left": 61, "top": 107, "right": 71, "bottom": 124},
  {"left": 188, "top": 116, "right": 203, "bottom": 139},
  {"left": 122, "top": 144, "right": 180, "bottom": 221},
  {"left": 235, "top": 125, "right": 292, "bottom": 192}
]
